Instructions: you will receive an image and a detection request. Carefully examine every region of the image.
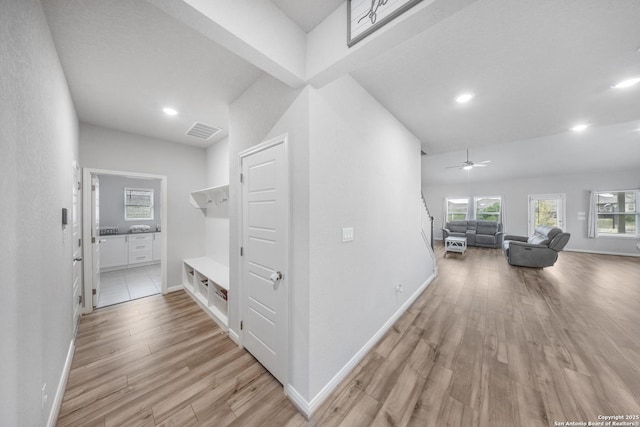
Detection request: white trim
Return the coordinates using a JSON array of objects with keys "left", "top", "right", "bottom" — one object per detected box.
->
[
  {"left": 166, "top": 285, "right": 184, "bottom": 293},
  {"left": 297, "top": 272, "right": 438, "bottom": 418},
  {"left": 238, "top": 133, "right": 290, "bottom": 385},
  {"left": 445, "top": 196, "right": 471, "bottom": 222},
  {"left": 474, "top": 195, "right": 502, "bottom": 222},
  {"left": 564, "top": 248, "right": 640, "bottom": 258},
  {"left": 595, "top": 234, "right": 640, "bottom": 239},
  {"left": 528, "top": 193, "right": 566, "bottom": 235},
  {"left": 82, "top": 168, "right": 168, "bottom": 313},
  {"left": 285, "top": 384, "right": 311, "bottom": 420},
  {"left": 228, "top": 329, "right": 241, "bottom": 346},
  {"left": 47, "top": 339, "right": 75, "bottom": 427},
  {"left": 591, "top": 189, "right": 640, "bottom": 238},
  {"left": 124, "top": 187, "right": 155, "bottom": 221}
]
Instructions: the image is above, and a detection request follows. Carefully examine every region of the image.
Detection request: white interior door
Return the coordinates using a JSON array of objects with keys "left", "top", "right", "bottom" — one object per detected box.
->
[
  {"left": 91, "top": 176, "right": 101, "bottom": 307},
  {"left": 71, "top": 161, "right": 83, "bottom": 334},
  {"left": 528, "top": 193, "right": 566, "bottom": 235},
  {"left": 240, "top": 136, "right": 289, "bottom": 384}
]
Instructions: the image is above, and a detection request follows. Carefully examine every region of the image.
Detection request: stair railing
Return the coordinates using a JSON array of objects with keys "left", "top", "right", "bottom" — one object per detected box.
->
[{"left": 421, "top": 191, "right": 435, "bottom": 251}]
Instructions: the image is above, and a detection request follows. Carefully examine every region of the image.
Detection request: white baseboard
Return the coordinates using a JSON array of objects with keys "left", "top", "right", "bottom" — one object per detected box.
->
[
  {"left": 285, "top": 384, "right": 310, "bottom": 420},
  {"left": 165, "top": 284, "right": 184, "bottom": 293},
  {"left": 564, "top": 248, "right": 640, "bottom": 257},
  {"left": 292, "top": 271, "right": 437, "bottom": 418},
  {"left": 47, "top": 339, "right": 75, "bottom": 427},
  {"left": 228, "top": 329, "right": 241, "bottom": 346}
]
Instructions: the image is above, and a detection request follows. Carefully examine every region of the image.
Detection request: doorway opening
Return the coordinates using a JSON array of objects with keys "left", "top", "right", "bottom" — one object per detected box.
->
[
  {"left": 528, "top": 193, "right": 566, "bottom": 235},
  {"left": 82, "top": 168, "right": 167, "bottom": 313}
]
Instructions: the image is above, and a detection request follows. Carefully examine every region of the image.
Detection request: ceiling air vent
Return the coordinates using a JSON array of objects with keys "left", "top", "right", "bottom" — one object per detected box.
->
[{"left": 185, "top": 122, "right": 221, "bottom": 140}]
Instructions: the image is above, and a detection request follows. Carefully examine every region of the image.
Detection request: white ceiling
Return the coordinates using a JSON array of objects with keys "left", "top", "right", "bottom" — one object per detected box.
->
[
  {"left": 422, "top": 121, "right": 640, "bottom": 185},
  {"left": 42, "top": 0, "right": 640, "bottom": 162},
  {"left": 42, "top": 0, "right": 262, "bottom": 147},
  {"left": 270, "top": 0, "right": 344, "bottom": 32},
  {"left": 351, "top": 0, "right": 640, "bottom": 155}
]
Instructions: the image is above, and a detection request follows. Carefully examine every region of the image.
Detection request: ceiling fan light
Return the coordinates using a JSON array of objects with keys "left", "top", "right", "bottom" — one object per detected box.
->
[{"left": 463, "top": 165, "right": 473, "bottom": 170}]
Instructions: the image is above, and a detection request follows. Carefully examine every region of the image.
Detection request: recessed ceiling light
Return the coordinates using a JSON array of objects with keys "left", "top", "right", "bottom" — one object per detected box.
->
[
  {"left": 456, "top": 93, "right": 475, "bottom": 103},
  {"left": 571, "top": 123, "right": 590, "bottom": 132},
  {"left": 611, "top": 77, "right": 640, "bottom": 89},
  {"left": 163, "top": 107, "right": 178, "bottom": 116}
]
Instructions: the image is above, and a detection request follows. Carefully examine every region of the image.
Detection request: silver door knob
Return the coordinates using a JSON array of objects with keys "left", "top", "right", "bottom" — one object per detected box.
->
[{"left": 270, "top": 271, "right": 283, "bottom": 287}]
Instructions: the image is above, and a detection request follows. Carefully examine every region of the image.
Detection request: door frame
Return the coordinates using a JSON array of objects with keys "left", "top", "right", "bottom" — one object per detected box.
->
[
  {"left": 82, "top": 167, "right": 168, "bottom": 314},
  {"left": 528, "top": 193, "right": 566, "bottom": 235},
  {"left": 238, "top": 133, "right": 290, "bottom": 384},
  {"left": 71, "top": 160, "right": 83, "bottom": 335}
]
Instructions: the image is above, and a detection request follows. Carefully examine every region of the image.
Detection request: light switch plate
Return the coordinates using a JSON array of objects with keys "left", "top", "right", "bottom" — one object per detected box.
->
[{"left": 342, "top": 227, "right": 354, "bottom": 243}]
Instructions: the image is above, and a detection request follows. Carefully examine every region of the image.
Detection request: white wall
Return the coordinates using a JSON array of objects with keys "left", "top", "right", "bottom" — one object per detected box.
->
[
  {"left": 205, "top": 137, "right": 230, "bottom": 266},
  {"left": 79, "top": 123, "right": 207, "bottom": 286},
  {"left": 263, "top": 87, "right": 312, "bottom": 401},
  {"left": 0, "top": 0, "right": 79, "bottom": 424},
  {"left": 228, "top": 72, "right": 308, "bottom": 394},
  {"left": 97, "top": 175, "right": 162, "bottom": 232},
  {"left": 228, "top": 72, "right": 433, "bottom": 408},
  {"left": 424, "top": 168, "right": 640, "bottom": 256},
  {"left": 307, "top": 75, "right": 432, "bottom": 397}
]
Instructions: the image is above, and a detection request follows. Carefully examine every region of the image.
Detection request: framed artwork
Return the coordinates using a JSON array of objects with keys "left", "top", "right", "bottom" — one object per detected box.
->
[{"left": 348, "top": 0, "right": 424, "bottom": 47}]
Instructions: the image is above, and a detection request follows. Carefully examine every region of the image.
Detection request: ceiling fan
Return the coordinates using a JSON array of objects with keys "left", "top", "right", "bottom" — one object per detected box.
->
[{"left": 446, "top": 149, "right": 491, "bottom": 170}]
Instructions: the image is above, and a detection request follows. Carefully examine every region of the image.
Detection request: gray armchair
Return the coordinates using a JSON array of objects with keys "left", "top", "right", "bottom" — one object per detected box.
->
[{"left": 502, "top": 225, "right": 570, "bottom": 268}]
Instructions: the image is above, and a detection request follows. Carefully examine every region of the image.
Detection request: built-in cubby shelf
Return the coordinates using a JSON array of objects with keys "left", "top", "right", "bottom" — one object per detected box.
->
[
  {"left": 189, "top": 184, "right": 229, "bottom": 209},
  {"left": 183, "top": 257, "right": 229, "bottom": 330}
]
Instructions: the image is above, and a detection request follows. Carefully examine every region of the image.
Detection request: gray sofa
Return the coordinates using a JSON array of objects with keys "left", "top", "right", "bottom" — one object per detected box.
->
[
  {"left": 502, "top": 225, "right": 570, "bottom": 268},
  {"left": 442, "top": 220, "right": 503, "bottom": 248}
]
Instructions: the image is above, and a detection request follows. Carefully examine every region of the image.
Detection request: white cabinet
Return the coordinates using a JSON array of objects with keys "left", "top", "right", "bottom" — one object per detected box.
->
[
  {"left": 183, "top": 257, "right": 229, "bottom": 330},
  {"left": 152, "top": 232, "right": 162, "bottom": 262},
  {"left": 100, "top": 232, "right": 160, "bottom": 271},
  {"left": 128, "top": 233, "right": 153, "bottom": 265},
  {"left": 100, "top": 235, "right": 128, "bottom": 269}
]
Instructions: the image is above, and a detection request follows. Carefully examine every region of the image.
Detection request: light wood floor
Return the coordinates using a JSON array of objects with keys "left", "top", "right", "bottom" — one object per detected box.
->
[
  {"left": 59, "top": 248, "right": 640, "bottom": 426},
  {"left": 313, "top": 247, "right": 640, "bottom": 426},
  {"left": 57, "top": 293, "right": 306, "bottom": 427}
]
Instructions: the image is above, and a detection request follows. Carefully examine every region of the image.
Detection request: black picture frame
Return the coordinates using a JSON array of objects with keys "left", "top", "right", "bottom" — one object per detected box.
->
[{"left": 347, "top": 0, "right": 424, "bottom": 47}]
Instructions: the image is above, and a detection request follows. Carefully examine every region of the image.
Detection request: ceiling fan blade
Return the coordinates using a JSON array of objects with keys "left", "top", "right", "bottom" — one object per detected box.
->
[
  {"left": 474, "top": 163, "right": 487, "bottom": 167},
  {"left": 445, "top": 165, "right": 463, "bottom": 169},
  {"left": 478, "top": 160, "right": 491, "bottom": 164}
]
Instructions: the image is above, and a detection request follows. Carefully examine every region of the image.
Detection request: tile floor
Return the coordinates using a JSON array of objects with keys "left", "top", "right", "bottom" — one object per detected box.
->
[{"left": 97, "top": 264, "right": 161, "bottom": 308}]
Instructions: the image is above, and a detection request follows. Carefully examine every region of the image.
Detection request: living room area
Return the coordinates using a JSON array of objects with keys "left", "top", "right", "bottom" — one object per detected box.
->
[{"left": 422, "top": 118, "right": 640, "bottom": 261}]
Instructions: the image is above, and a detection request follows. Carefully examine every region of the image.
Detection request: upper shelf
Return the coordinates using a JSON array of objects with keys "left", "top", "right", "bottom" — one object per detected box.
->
[{"left": 189, "top": 184, "right": 229, "bottom": 209}]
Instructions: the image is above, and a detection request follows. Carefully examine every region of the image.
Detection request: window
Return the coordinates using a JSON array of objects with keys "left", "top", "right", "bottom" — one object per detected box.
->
[
  {"left": 445, "top": 196, "right": 503, "bottom": 223},
  {"left": 595, "top": 190, "right": 638, "bottom": 236},
  {"left": 474, "top": 196, "right": 501, "bottom": 222},
  {"left": 124, "top": 188, "right": 154, "bottom": 221},
  {"left": 446, "top": 198, "right": 470, "bottom": 221},
  {"left": 528, "top": 194, "right": 566, "bottom": 235}
]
